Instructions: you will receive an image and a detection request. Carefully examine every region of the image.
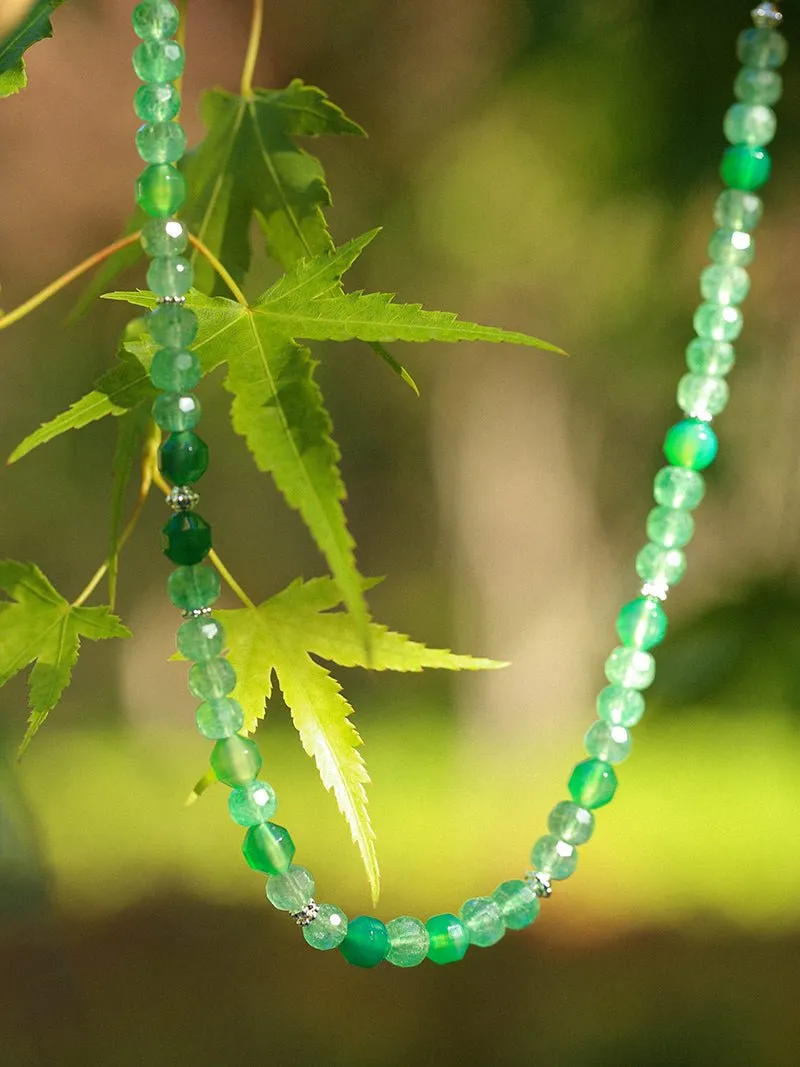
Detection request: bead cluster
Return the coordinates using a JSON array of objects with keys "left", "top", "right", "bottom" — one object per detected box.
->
[{"left": 133, "top": 2, "right": 787, "bottom": 968}]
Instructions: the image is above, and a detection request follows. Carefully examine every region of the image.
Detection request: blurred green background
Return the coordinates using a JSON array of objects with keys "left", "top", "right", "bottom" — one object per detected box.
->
[{"left": 2, "top": 1, "right": 800, "bottom": 1064}]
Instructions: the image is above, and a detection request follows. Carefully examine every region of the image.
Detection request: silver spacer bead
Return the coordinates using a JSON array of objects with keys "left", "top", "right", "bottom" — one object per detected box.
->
[
  {"left": 158, "top": 295, "right": 187, "bottom": 305},
  {"left": 166, "top": 485, "right": 200, "bottom": 512},
  {"left": 525, "top": 872, "right": 553, "bottom": 899},
  {"left": 640, "top": 579, "right": 669, "bottom": 602},
  {"left": 291, "top": 900, "right": 320, "bottom": 926},
  {"left": 752, "top": 3, "right": 783, "bottom": 28},
  {"left": 182, "top": 605, "right": 213, "bottom": 619}
]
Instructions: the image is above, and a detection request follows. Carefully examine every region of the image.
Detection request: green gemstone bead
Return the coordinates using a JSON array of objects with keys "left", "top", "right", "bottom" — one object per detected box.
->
[
  {"left": 147, "top": 255, "right": 193, "bottom": 298},
  {"left": 150, "top": 348, "right": 200, "bottom": 392},
  {"left": 141, "top": 218, "right": 188, "bottom": 257},
  {"left": 677, "top": 373, "right": 730, "bottom": 420},
  {"left": 708, "top": 228, "right": 755, "bottom": 267},
  {"left": 196, "top": 697, "right": 244, "bottom": 740},
  {"left": 547, "top": 799, "right": 594, "bottom": 845},
  {"left": 134, "top": 82, "right": 180, "bottom": 123},
  {"left": 568, "top": 758, "right": 618, "bottom": 810},
  {"left": 700, "top": 264, "right": 750, "bottom": 306},
  {"left": 604, "top": 646, "right": 655, "bottom": 689},
  {"left": 714, "top": 190, "right": 763, "bottom": 233},
  {"left": 426, "top": 913, "right": 469, "bottom": 965},
  {"left": 228, "top": 779, "right": 277, "bottom": 825},
  {"left": 663, "top": 419, "right": 718, "bottom": 471},
  {"left": 693, "top": 302, "right": 743, "bottom": 343},
  {"left": 585, "top": 720, "right": 633, "bottom": 764},
  {"left": 266, "top": 865, "right": 314, "bottom": 912},
  {"left": 737, "top": 28, "right": 788, "bottom": 70},
  {"left": 132, "top": 39, "right": 185, "bottom": 83},
  {"left": 616, "top": 596, "right": 668, "bottom": 650},
  {"left": 242, "top": 822, "right": 295, "bottom": 876},
  {"left": 162, "top": 511, "right": 212, "bottom": 565},
  {"left": 132, "top": 0, "right": 180, "bottom": 40},
  {"left": 734, "top": 67, "right": 782, "bottom": 107},
  {"left": 721, "top": 145, "right": 772, "bottom": 192},
  {"left": 339, "top": 916, "right": 389, "bottom": 968},
  {"left": 177, "top": 615, "right": 224, "bottom": 661},
  {"left": 654, "top": 467, "right": 705, "bottom": 511},
  {"left": 646, "top": 506, "right": 694, "bottom": 550},
  {"left": 167, "top": 563, "right": 219, "bottom": 610},
  {"left": 159, "top": 431, "right": 209, "bottom": 485},
  {"left": 530, "top": 834, "right": 578, "bottom": 880},
  {"left": 723, "top": 102, "right": 776, "bottom": 148},
  {"left": 460, "top": 897, "right": 505, "bottom": 947},
  {"left": 303, "top": 904, "right": 348, "bottom": 950},
  {"left": 636, "top": 543, "right": 686, "bottom": 589},
  {"left": 188, "top": 656, "right": 236, "bottom": 700},
  {"left": 136, "top": 121, "right": 187, "bottom": 164},
  {"left": 152, "top": 392, "right": 201, "bottom": 431},
  {"left": 492, "top": 880, "right": 539, "bottom": 931},
  {"left": 210, "top": 735, "right": 262, "bottom": 787},
  {"left": 686, "top": 338, "right": 735, "bottom": 377},
  {"left": 136, "top": 164, "right": 186, "bottom": 218},
  {"left": 386, "top": 917, "right": 430, "bottom": 968},
  {"left": 597, "top": 684, "right": 645, "bottom": 728},
  {"left": 148, "top": 302, "right": 198, "bottom": 347}
]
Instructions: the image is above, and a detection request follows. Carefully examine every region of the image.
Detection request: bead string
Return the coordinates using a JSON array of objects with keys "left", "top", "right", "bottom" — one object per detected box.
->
[{"left": 131, "top": 0, "right": 787, "bottom": 968}]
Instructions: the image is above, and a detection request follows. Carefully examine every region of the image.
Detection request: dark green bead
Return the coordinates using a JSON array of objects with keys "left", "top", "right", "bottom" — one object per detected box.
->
[
  {"left": 167, "top": 564, "right": 219, "bottom": 610},
  {"left": 188, "top": 657, "right": 236, "bottom": 700},
  {"left": 177, "top": 615, "right": 224, "bottom": 661},
  {"left": 132, "top": 0, "right": 180, "bottom": 40},
  {"left": 162, "top": 510, "right": 211, "bottom": 565},
  {"left": 720, "top": 145, "right": 772, "bottom": 192},
  {"left": 134, "top": 82, "right": 180, "bottom": 123},
  {"left": 132, "top": 39, "right": 185, "bottom": 83},
  {"left": 159, "top": 431, "right": 209, "bottom": 485},
  {"left": 149, "top": 349, "right": 200, "bottom": 392},
  {"left": 211, "top": 735, "right": 261, "bottom": 786},
  {"left": 148, "top": 302, "right": 198, "bottom": 347},
  {"left": 616, "top": 596, "right": 668, "bottom": 650},
  {"left": 339, "top": 916, "right": 389, "bottom": 968},
  {"left": 568, "top": 758, "right": 618, "bottom": 810},
  {"left": 136, "top": 164, "right": 186, "bottom": 218},
  {"left": 242, "top": 822, "right": 295, "bottom": 875},
  {"left": 663, "top": 419, "right": 718, "bottom": 471},
  {"left": 426, "top": 913, "right": 469, "bottom": 965},
  {"left": 152, "top": 392, "right": 201, "bottom": 431}
]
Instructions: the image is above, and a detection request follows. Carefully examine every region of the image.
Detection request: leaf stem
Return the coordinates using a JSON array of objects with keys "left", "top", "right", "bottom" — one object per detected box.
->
[
  {"left": 240, "top": 0, "right": 263, "bottom": 97},
  {"left": 187, "top": 233, "right": 249, "bottom": 307},
  {"left": 0, "top": 232, "right": 143, "bottom": 333}
]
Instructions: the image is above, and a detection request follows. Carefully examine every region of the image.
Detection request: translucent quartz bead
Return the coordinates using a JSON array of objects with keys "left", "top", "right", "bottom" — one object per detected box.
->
[
  {"left": 132, "top": 39, "right": 185, "bottom": 83},
  {"left": 686, "top": 338, "right": 735, "bottom": 378},
  {"left": 147, "top": 256, "right": 193, "bottom": 298},
  {"left": 152, "top": 392, "right": 201, "bottom": 431},
  {"left": 177, "top": 615, "right": 224, "bottom": 661},
  {"left": 492, "top": 880, "right": 539, "bottom": 930},
  {"left": 134, "top": 82, "right": 180, "bottom": 123},
  {"left": 460, "top": 897, "right": 505, "bottom": 947},
  {"left": 530, "top": 834, "right": 578, "bottom": 881},
  {"left": 714, "top": 190, "right": 763, "bottom": 233},
  {"left": 597, "top": 684, "right": 645, "bottom": 727},
  {"left": 636, "top": 543, "right": 686, "bottom": 588},
  {"left": 188, "top": 656, "right": 236, "bottom": 700},
  {"left": 568, "top": 758, "right": 618, "bottom": 810},
  {"left": 266, "top": 865, "right": 314, "bottom": 912},
  {"left": 547, "top": 799, "right": 594, "bottom": 845},
  {"left": 616, "top": 596, "right": 667, "bottom": 650},
  {"left": 585, "top": 720, "right": 632, "bottom": 764},
  {"left": 604, "top": 647, "right": 655, "bottom": 689},
  {"left": 228, "top": 778, "right": 277, "bottom": 825},
  {"left": 162, "top": 511, "right": 212, "bottom": 565},
  {"left": 723, "top": 103, "right": 776, "bottom": 147},
  {"left": 737, "top": 28, "right": 789, "bottom": 70},
  {"left": 426, "top": 913, "right": 469, "bottom": 965},
  {"left": 136, "top": 121, "right": 187, "bottom": 164},
  {"left": 654, "top": 466, "right": 705, "bottom": 511},
  {"left": 242, "top": 822, "right": 295, "bottom": 876},
  {"left": 700, "top": 264, "right": 750, "bottom": 306},
  {"left": 196, "top": 697, "right": 244, "bottom": 740},
  {"left": 148, "top": 302, "right": 198, "bottom": 347},
  {"left": 721, "top": 145, "right": 771, "bottom": 191},
  {"left": 386, "top": 916, "right": 430, "bottom": 968},
  {"left": 677, "top": 373, "right": 730, "bottom": 420},
  {"left": 734, "top": 67, "right": 782, "bottom": 107},
  {"left": 167, "top": 563, "right": 219, "bottom": 610},
  {"left": 646, "top": 506, "right": 694, "bottom": 550},
  {"left": 210, "top": 735, "right": 262, "bottom": 786},
  {"left": 663, "top": 419, "right": 718, "bottom": 471},
  {"left": 693, "top": 303, "right": 743, "bottom": 343},
  {"left": 141, "top": 217, "right": 188, "bottom": 258},
  {"left": 150, "top": 348, "right": 200, "bottom": 392},
  {"left": 159, "top": 431, "right": 209, "bottom": 485},
  {"left": 132, "top": 0, "right": 180, "bottom": 40},
  {"left": 339, "top": 916, "right": 389, "bottom": 968},
  {"left": 136, "top": 164, "right": 186, "bottom": 218},
  {"left": 708, "top": 228, "right": 755, "bottom": 267},
  {"left": 303, "top": 904, "right": 348, "bottom": 950}
]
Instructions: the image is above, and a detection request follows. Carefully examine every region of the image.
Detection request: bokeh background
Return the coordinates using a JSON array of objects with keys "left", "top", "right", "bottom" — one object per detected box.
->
[{"left": 2, "top": 1, "right": 800, "bottom": 1064}]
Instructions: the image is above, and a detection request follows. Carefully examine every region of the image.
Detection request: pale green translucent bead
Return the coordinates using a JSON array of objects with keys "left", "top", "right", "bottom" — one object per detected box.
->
[
  {"left": 713, "top": 190, "right": 763, "bottom": 233},
  {"left": 460, "top": 897, "right": 505, "bottom": 947},
  {"left": 736, "top": 28, "right": 788, "bottom": 71},
  {"left": 136, "top": 120, "right": 187, "bottom": 165},
  {"left": 700, "top": 264, "right": 750, "bottom": 306},
  {"left": 303, "top": 904, "right": 348, "bottom": 950},
  {"left": 734, "top": 68, "right": 782, "bottom": 107},
  {"left": 141, "top": 217, "right": 188, "bottom": 257},
  {"left": 266, "top": 865, "right": 315, "bottom": 912},
  {"left": 708, "top": 228, "right": 755, "bottom": 267},
  {"left": 604, "top": 646, "right": 655, "bottom": 689},
  {"left": 585, "top": 720, "right": 633, "bottom": 764},
  {"left": 693, "top": 303, "right": 743, "bottom": 343},
  {"left": 227, "top": 779, "right": 277, "bottom": 825},
  {"left": 597, "top": 685, "right": 645, "bottom": 728},
  {"left": 647, "top": 506, "right": 694, "bottom": 549},
  {"left": 654, "top": 467, "right": 705, "bottom": 510},
  {"left": 547, "top": 799, "right": 594, "bottom": 845},
  {"left": 723, "top": 102, "right": 777, "bottom": 147},
  {"left": 677, "top": 374, "right": 730, "bottom": 420},
  {"left": 492, "top": 880, "right": 539, "bottom": 930},
  {"left": 195, "top": 697, "right": 244, "bottom": 740},
  {"left": 386, "top": 917, "right": 430, "bottom": 968},
  {"left": 636, "top": 543, "right": 687, "bottom": 588},
  {"left": 530, "top": 834, "right": 578, "bottom": 881},
  {"left": 686, "top": 338, "right": 736, "bottom": 377},
  {"left": 147, "top": 255, "right": 194, "bottom": 298}
]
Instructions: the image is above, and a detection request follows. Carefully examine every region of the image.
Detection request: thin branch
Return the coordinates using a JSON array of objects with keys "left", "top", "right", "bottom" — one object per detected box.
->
[
  {"left": 240, "top": 0, "right": 264, "bottom": 97},
  {"left": 187, "top": 233, "right": 249, "bottom": 306}
]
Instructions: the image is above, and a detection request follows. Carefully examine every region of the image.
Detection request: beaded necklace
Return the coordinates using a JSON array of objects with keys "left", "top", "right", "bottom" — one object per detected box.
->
[{"left": 131, "top": 0, "right": 788, "bottom": 968}]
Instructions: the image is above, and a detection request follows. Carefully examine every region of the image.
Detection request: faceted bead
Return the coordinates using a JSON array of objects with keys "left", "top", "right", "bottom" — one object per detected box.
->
[
  {"left": 134, "top": 82, "right": 180, "bottom": 123},
  {"left": 132, "top": 39, "right": 185, "bottom": 83},
  {"left": 188, "top": 656, "right": 236, "bottom": 700},
  {"left": 616, "top": 596, "right": 667, "bottom": 650},
  {"left": 708, "top": 228, "right": 755, "bottom": 267},
  {"left": 714, "top": 190, "right": 763, "bottom": 234},
  {"left": 426, "top": 913, "right": 469, "bottom": 965},
  {"left": 242, "top": 822, "right": 295, "bottom": 876},
  {"left": 460, "top": 897, "right": 505, "bottom": 947},
  {"left": 654, "top": 467, "right": 705, "bottom": 511},
  {"left": 597, "top": 684, "right": 645, "bottom": 728},
  {"left": 700, "top": 264, "right": 750, "bottom": 306},
  {"left": 386, "top": 917, "right": 429, "bottom": 968},
  {"left": 266, "top": 865, "right": 315, "bottom": 912},
  {"left": 153, "top": 392, "right": 201, "bottom": 431},
  {"left": 734, "top": 67, "right": 782, "bottom": 106},
  {"left": 177, "top": 615, "right": 224, "bottom": 661},
  {"left": 228, "top": 778, "right": 278, "bottom": 825},
  {"left": 196, "top": 697, "right": 244, "bottom": 740},
  {"left": 132, "top": 0, "right": 180, "bottom": 40},
  {"left": 150, "top": 348, "right": 200, "bottom": 392},
  {"left": 136, "top": 121, "right": 187, "bottom": 164},
  {"left": 568, "top": 758, "right": 618, "bottom": 810},
  {"left": 492, "top": 880, "right": 539, "bottom": 931},
  {"left": 585, "top": 720, "right": 633, "bottom": 764},
  {"left": 162, "top": 511, "right": 212, "bottom": 565},
  {"left": 647, "top": 506, "right": 694, "bottom": 550},
  {"left": 148, "top": 255, "right": 193, "bottom": 298},
  {"left": 167, "top": 563, "right": 219, "bottom": 610},
  {"left": 737, "top": 28, "right": 789, "bottom": 70},
  {"left": 339, "top": 916, "right": 389, "bottom": 968},
  {"left": 303, "top": 904, "right": 348, "bottom": 950},
  {"left": 693, "top": 303, "right": 743, "bottom": 343},
  {"left": 721, "top": 145, "right": 771, "bottom": 191},
  {"left": 210, "top": 735, "right": 262, "bottom": 787},
  {"left": 636, "top": 543, "right": 686, "bottom": 588},
  {"left": 159, "top": 431, "right": 209, "bottom": 485},
  {"left": 136, "top": 164, "right": 186, "bottom": 218},
  {"left": 548, "top": 799, "right": 594, "bottom": 845},
  {"left": 148, "top": 302, "right": 198, "bottom": 347},
  {"left": 686, "top": 338, "right": 736, "bottom": 377},
  {"left": 141, "top": 217, "right": 188, "bottom": 258},
  {"left": 663, "top": 419, "right": 718, "bottom": 471},
  {"left": 723, "top": 103, "right": 776, "bottom": 147},
  {"left": 530, "top": 835, "right": 578, "bottom": 881},
  {"left": 677, "top": 373, "right": 730, "bottom": 420},
  {"left": 604, "top": 647, "right": 655, "bottom": 689}
]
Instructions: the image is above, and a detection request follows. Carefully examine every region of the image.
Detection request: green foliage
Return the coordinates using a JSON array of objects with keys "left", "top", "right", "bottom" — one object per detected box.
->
[{"left": 0, "top": 0, "right": 64, "bottom": 98}]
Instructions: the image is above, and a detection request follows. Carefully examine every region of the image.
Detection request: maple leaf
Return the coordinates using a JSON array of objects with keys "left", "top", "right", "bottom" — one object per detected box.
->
[
  {"left": 0, "top": 561, "right": 131, "bottom": 757},
  {"left": 0, "top": 0, "right": 65, "bottom": 98}
]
